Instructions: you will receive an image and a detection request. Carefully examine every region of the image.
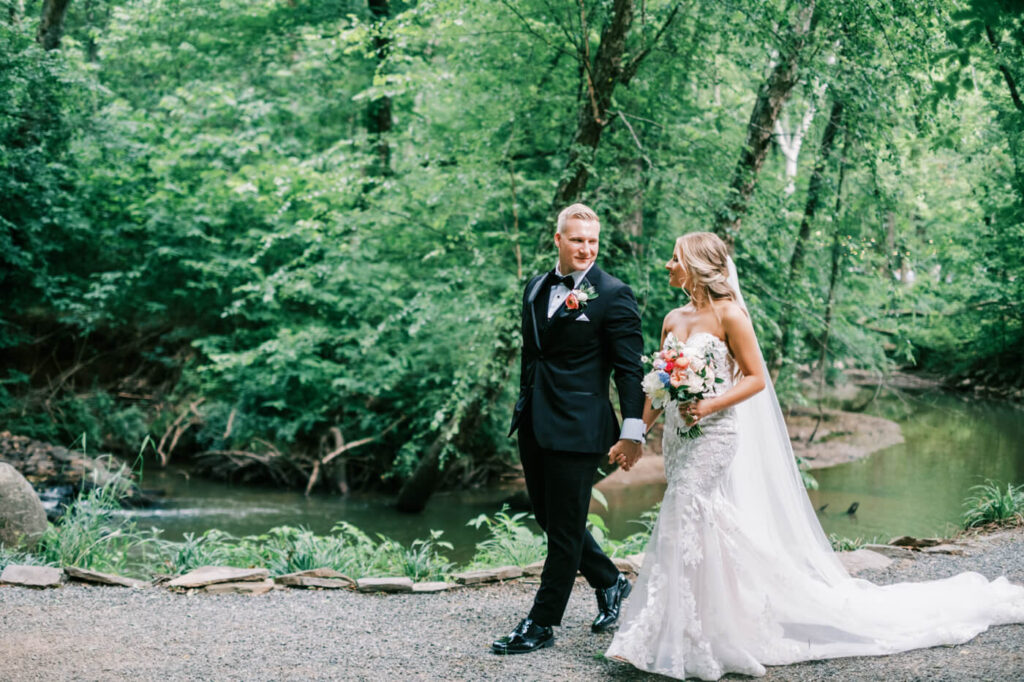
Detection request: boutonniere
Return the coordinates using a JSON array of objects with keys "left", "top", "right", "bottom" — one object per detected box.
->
[{"left": 565, "top": 282, "right": 598, "bottom": 310}]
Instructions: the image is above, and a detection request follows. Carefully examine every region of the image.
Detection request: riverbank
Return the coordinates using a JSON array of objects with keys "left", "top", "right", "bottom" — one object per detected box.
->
[
  {"left": 1, "top": 526, "right": 1022, "bottom": 681},
  {"left": 598, "top": 405, "right": 903, "bottom": 489}
]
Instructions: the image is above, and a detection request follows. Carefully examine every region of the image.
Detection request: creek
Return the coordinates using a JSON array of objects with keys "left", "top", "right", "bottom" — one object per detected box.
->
[{"left": 120, "top": 390, "right": 1024, "bottom": 563}]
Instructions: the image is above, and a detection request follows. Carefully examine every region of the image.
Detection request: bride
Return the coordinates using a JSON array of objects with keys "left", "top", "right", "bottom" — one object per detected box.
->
[{"left": 605, "top": 231, "right": 1024, "bottom": 680}]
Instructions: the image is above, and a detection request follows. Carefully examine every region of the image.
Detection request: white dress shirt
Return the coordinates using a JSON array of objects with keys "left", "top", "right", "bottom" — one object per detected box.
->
[{"left": 548, "top": 264, "right": 646, "bottom": 443}]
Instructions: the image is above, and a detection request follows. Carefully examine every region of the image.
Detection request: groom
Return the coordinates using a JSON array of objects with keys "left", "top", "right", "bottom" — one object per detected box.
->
[{"left": 493, "top": 203, "right": 645, "bottom": 655}]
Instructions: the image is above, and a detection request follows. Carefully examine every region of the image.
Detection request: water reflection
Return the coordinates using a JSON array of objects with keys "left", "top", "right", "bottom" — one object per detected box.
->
[{"left": 805, "top": 391, "right": 1024, "bottom": 542}]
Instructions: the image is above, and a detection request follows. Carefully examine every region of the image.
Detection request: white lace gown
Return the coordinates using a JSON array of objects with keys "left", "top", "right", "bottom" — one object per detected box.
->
[{"left": 606, "top": 332, "right": 1024, "bottom": 680}]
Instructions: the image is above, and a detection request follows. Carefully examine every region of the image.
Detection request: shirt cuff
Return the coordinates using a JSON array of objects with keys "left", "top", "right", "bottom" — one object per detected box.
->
[{"left": 620, "top": 418, "right": 645, "bottom": 443}]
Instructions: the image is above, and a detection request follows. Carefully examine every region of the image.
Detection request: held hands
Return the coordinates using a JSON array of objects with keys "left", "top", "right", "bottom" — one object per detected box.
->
[
  {"left": 680, "top": 399, "right": 715, "bottom": 426},
  {"left": 608, "top": 439, "right": 643, "bottom": 472}
]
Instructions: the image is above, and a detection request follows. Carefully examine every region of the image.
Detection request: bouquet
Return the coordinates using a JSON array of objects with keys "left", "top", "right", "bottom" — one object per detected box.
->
[{"left": 641, "top": 333, "right": 724, "bottom": 439}]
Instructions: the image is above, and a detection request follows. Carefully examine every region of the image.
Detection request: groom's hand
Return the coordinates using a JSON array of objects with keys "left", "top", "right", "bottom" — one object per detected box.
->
[{"left": 608, "top": 439, "right": 643, "bottom": 472}]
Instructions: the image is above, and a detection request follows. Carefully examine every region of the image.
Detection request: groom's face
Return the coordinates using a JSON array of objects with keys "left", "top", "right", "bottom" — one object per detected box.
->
[{"left": 554, "top": 218, "right": 600, "bottom": 273}]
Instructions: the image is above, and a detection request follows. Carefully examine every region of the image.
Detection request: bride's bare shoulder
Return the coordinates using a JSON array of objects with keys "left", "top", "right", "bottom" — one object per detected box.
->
[
  {"left": 719, "top": 300, "right": 748, "bottom": 322},
  {"left": 663, "top": 304, "right": 694, "bottom": 324}
]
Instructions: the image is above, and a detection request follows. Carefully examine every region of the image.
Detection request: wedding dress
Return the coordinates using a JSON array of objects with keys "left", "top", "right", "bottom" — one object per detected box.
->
[{"left": 606, "top": 263, "right": 1024, "bottom": 681}]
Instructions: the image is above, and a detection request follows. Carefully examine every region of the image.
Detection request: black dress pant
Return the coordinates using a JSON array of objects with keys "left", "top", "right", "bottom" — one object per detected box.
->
[{"left": 518, "top": 414, "right": 619, "bottom": 627}]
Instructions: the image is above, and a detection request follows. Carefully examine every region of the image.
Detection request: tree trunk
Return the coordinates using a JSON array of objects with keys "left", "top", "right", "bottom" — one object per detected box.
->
[
  {"left": 366, "top": 0, "right": 392, "bottom": 178},
  {"left": 395, "top": 369, "right": 508, "bottom": 513},
  {"left": 986, "top": 24, "right": 1024, "bottom": 113},
  {"left": 8, "top": 0, "right": 24, "bottom": 23},
  {"left": 394, "top": 418, "right": 450, "bottom": 513},
  {"left": 985, "top": 23, "right": 1024, "bottom": 197},
  {"left": 36, "top": 0, "right": 72, "bottom": 51},
  {"left": 774, "top": 78, "right": 827, "bottom": 195},
  {"left": 713, "top": 1, "right": 817, "bottom": 248},
  {"left": 550, "top": 0, "right": 635, "bottom": 219},
  {"left": 808, "top": 133, "right": 850, "bottom": 441},
  {"left": 82, "top": 0, "right": 102, "bottom": 62},
  {"left": 771, "top": 98, "right": 843, "bottom": 372}
]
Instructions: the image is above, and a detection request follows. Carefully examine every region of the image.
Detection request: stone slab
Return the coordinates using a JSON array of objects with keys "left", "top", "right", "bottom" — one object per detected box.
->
[
  {"left": 0, "top": 564, "right": 63, "bottom": 588},
  {"left": 166, "top": 566, "right": 270, "bottom": 589},
  {"left": 411, "top": 581, "right": 451, "bottom": 593},
  {"left": 204, "top": 579, "right": 275, "bottom": 595},
  {"left": 275, "top": 576, "right": 354, "bottom": 590},
  {"left": 277, "top": 568, "right": 354, "bottom": 581},
  {"left": 356, "top": 577, "right": 414, "bottom": 593},
  {"left": 838, "top": 549, "right": 893, "bottom": 575},
  {"left": 889, "top": 536, "right": 943, "bottom": 549},
  {"left": 522, "top": 560, "right": 545, "bottom": 577},
  {"left": 861, "top": 544, "right": 918, "bottom": 560},
  {"left": 452, "top": 566, "right": 523, "bottom": 585},
  {"left": 612, "top": 556, "right": 639, "bottom": 574},
  {"left": 65, "top": 566, "right": 149, "bottom": 588},
  {"left": 921, "top": 544, "right": 965, "bottom": 556}
]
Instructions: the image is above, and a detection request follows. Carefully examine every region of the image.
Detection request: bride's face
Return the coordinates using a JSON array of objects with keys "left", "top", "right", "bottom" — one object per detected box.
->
[{"left": 666, "top": 249, "right": 688, "bottom": 290}]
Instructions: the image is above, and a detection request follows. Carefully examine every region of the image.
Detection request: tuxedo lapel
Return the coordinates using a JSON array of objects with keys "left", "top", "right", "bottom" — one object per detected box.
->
[
  {"left": 525, "top": 274, "right": 547, "bottom": 350},
  {"left": 549, "top": 267, "right": 600, "bottom": 326}
]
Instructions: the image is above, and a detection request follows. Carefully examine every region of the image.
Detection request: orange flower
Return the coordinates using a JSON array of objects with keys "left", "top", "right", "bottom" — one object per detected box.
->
[
  {"left": 566, "top": 293, "right": 579, "bottom": 310},
  {"left": 670, "top": 366, "right": 688, "bottom": 388},
  {"left": 675, "top": 356, "right": 690, "bottom": 370}
]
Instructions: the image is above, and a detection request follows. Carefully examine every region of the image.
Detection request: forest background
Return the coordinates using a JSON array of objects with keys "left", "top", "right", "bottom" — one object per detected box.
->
[{"left": 2, "top": 0, "right": 1022, "bottom": 513}]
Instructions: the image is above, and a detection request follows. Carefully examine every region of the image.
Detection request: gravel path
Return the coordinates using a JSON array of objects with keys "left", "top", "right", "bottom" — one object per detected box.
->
[{"left": 2, "top": 528, "right": 1024, "bottom": 681}]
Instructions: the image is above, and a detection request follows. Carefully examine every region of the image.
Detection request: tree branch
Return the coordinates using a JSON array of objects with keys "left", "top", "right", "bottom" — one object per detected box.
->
[
  {"left": 620, "top": 0, "right": 686, "bottom": 85},
  {"left": 986, "top": 24, "right": 1024, "bottom": 112}
]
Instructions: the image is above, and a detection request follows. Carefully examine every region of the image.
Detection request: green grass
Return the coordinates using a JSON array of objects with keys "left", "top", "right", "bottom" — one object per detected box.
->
[
  {"left": 465, "top": 506, "right": 547, "bottom": 569},
  {"left": 828, "top": 534, "right": 867, "bottom": 551},
  {"left": 36, "top": 468, "right": 162, "bottom": 576},
  {"left": 962, "top": 480, "right": 1024, "bottom": 529},
  {"left": 8, "top": 472, "right": 660, "bottom": 581},
  {"left": 160, "top": 523, "right": 455, "bottom": 580},
  {"left": 0, "top": 545, "right": 44, "bottom": 572}
]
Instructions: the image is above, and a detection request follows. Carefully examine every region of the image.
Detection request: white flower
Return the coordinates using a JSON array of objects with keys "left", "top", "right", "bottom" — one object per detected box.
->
[
  {"left": 683, "top": 347, "right": 706, "bottom": 372},
  {"left": 651, "top": 388, "right": 669, "bottom": 409},
  {"left": 642, "top": 371, "right": 664, "bottom": 396},
  {"left": 573, "top": 289, "right": 589, "bottom": 303}
]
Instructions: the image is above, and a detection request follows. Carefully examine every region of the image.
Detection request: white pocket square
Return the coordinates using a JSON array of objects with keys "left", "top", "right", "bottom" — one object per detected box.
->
[{"left": 576, "top": 314, "right": 590, "bottom": 322}]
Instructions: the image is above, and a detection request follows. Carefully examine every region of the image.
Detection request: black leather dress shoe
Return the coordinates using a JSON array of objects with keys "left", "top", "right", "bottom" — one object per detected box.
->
[
  {"left": 591, "top": 573, "right": 632, "bottom": 632},
  {"left": 491, "top": 617, "right": 554, "bottom": 655}
]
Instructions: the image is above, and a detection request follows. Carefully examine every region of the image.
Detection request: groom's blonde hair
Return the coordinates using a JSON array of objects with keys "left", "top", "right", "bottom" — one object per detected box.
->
[{"left": 556, "top": 203, "right": 600, "bottom": 234}]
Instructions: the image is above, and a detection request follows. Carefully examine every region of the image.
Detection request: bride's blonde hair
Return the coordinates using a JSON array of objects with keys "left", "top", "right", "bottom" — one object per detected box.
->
[{"left": 674, "top": 232, "right": 737, "bottom": 309}]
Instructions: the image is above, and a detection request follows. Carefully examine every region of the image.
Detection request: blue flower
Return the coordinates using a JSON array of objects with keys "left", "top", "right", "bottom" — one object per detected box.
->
[{"left": 658, "top": 371, "right": 671, "bottom": 387}]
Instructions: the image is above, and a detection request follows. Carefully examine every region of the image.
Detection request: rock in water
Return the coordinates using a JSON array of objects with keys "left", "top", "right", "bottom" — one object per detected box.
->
[{"left": 0, "top": 462, "right": 48, "bottom": 549}]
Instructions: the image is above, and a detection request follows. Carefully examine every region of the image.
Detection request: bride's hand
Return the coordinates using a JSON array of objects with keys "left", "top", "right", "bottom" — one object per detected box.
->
[{"left": 680, "top": 399, "right": 714, "bottom": 425}]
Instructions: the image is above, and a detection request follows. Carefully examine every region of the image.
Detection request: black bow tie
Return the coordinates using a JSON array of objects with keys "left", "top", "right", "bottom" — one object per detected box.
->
[{"left": 547, "top": 272, "right": 577, "bottom": 289}]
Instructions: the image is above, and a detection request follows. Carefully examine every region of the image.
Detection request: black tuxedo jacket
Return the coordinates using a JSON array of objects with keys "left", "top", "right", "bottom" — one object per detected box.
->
[{"left": 509, "top": 264, "right": 645, "bottom": 453}]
